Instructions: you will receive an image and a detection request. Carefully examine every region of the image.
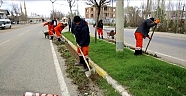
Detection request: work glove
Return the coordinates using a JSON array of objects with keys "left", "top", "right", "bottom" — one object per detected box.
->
[
  {"left": 154, "top": 19, "right": 160, "bottom": 24},
  {"left": 148, "top": 36, "right": 152, "bottom": 40}
]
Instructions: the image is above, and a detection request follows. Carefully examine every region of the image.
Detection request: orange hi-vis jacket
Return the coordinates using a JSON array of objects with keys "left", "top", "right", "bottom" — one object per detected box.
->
[
  {"left": 54, "top": 23, "right": 65, "bottom": 37},
  {"left": 43, "top": 22, "right": 54, "bottom": 36}
]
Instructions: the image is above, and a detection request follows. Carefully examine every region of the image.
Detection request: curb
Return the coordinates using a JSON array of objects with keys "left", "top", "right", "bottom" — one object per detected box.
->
[{"left": 62, "top": 35, "right": 131, "bottom": 96}]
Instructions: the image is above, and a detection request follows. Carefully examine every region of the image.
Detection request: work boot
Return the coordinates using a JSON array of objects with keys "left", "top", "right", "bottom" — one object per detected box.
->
[
  {"left": 75, "top": 56, "right": 84, "bottom": 66},
  {"left": 134, "top": 50, "right": 140, "bottom": 55},
  {"left": 83, "top": 58, "right": 89, "bottom": 70},
  {"left": 58, "top": 38, "right": 61, "bottom": 42},
  {"left": 50, "top": 36, "right": 53, "bottom": 40},
  {"left": 112, "top": 36, "right": 114, "bottom": 39},
  {"left": 139, "top": 50, "right": 142, "bottom": 55}
]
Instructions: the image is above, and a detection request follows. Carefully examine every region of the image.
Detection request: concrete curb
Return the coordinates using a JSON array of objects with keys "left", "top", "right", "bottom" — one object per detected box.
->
[{"left": 62, "top": 35, "right": 108, "bottom": 78}]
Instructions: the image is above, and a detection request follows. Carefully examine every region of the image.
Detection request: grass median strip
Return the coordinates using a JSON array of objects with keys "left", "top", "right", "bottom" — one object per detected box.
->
[{"left": 63, "top": 32, "right": 186, "bottom": 96}]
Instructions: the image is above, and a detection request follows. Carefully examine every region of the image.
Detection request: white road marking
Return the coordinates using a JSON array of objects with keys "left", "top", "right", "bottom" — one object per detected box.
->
[
  {"left": 50, "top": 40, "right": 70, "bottom": 96},
  {"left": 154, "top": 51, "right": 186, "bottom": 62},
  {"left": 0, "top": 40, "right": 10, "bottom": 46},
  {"left": 18, "top": 33, "right": 24, "bottom": 36}
]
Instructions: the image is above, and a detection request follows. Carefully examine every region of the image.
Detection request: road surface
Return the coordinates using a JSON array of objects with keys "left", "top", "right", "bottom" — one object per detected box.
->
[{"left": 0, "top": 24, "right": 78, "bottom": 96}]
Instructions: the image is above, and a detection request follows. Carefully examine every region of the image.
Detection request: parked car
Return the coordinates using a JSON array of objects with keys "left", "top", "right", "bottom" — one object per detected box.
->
[{"left": 0, "top": 19, "right": 11, "bottom": 29}]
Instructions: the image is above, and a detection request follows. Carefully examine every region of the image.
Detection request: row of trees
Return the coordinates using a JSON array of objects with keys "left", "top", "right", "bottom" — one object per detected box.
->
[{"left": 125, "top": 0, "right": 186, "bottom": 34}]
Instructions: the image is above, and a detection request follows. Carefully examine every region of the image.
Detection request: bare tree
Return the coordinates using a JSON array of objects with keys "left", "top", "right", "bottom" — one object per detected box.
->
[
  {"left": 174, "top": 0, "right": 184, "bottom": 33},
  {"left": 165, "top": 0, "right": 174, "bottom": 32},
  {"left": 140, "top": 2, "right": 146, "bottom": 20},
  {"left": 66, "top": 11, "right": 77, "bottom": 18},
  {"left": 125, "top": 6, "right": 143, "bottom": 27},
  {"left": 66, "top": 0, "right": 76, "bottom": 19},
  {"left": 50, "top": 10, "right": 65, "bottom": 20},
  {"left": 85, "top": 0, "right": 110, "bottom": 43},
  {"left": 144, "top": 0, "right": 151, "bottom": 19},
  {"left": 10, "top": 3, "right": 20, "bottom": 23}
]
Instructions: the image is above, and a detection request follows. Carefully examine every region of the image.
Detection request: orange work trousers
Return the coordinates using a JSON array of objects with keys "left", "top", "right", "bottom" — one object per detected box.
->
[
  {"left": 77, "top": 46, "right": 89, "bottom": 58},
  {"left": 97, "top": 28, "right": 103, "bottom": 36},
  {"left": 48, "top": 30, "right": 54, "bottom": 36},
  {"left": 134, "top": 32, "right": 143, "bottom": 50},
  {"left": 56, "top": 30, "right": 61, "bottom": 37}
]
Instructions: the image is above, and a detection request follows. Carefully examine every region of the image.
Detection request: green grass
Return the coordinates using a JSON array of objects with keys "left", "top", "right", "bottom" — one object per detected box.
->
[{"left": 63, "top": 32, "right": 186, "bottom": 96}]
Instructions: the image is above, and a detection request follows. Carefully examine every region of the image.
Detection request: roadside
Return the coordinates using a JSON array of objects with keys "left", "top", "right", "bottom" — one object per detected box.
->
[
  {"left": 102, "top": 25, "right": 186, "bottom": 40},
  {"left": 0, "top": 23, "right": 37, "bottom": 34}
]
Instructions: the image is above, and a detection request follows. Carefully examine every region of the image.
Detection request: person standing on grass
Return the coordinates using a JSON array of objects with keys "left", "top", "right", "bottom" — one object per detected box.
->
[
  {"left": 93, "top": 20, "right": 104, "bottom": 39},
  {"left": 71, "top": 16, "right": 90, "bottom": 71},
  {"left": 134, "top": 17, "right": 160, "bottom": 55},
  {"left": 68, "top": 18, "right": 71, "bottom": 32}
]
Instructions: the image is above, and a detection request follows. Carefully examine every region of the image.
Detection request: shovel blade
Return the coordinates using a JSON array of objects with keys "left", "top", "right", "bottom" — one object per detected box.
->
[{"left": 85, "top": 71, "right": 91, "bottom": 77}]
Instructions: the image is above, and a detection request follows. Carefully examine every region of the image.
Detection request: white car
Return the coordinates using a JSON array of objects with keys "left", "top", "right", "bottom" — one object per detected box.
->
[{"left": 0, "top": 19, "right": 11, "bottom": 29}]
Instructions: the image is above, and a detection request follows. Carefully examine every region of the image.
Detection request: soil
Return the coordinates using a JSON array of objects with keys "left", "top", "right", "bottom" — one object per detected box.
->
[{"left": 53, "top": 40, "right": 104, "bottom": 96}]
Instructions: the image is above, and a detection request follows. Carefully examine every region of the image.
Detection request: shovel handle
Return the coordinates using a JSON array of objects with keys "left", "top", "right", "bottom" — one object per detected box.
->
[
  {"left": 145, "top": 25, "right": 157, "bottom": 53},
  {"left": 77, "top": 44, "right": 91, "bottom": 71}
]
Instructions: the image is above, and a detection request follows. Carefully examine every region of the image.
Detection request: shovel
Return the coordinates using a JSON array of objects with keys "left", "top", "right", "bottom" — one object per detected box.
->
[
  {"left": 77, "top": 44, "right": 91, "bottom": 77},
  {"left": 145, "top": 25, "right": 157, "bottom": 53}
]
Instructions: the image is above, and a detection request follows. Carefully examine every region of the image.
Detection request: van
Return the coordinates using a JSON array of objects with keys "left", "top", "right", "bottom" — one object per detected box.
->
[{"left": 0, "top": 19, "right": 11, "bottom": 29}]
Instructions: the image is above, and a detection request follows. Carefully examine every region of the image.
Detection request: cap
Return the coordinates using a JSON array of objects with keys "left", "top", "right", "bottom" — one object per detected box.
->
[
  {"left": 149, "top": 17, "right": 155, "bottom": 21},
  {"left": 73, "top": 16, "right": 81, "bottom": 23}
]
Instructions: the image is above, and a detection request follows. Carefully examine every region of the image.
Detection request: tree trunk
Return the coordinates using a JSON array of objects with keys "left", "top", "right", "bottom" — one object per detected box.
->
[{"left": 94, "top": 6, "right": 101, "bottom": 43}]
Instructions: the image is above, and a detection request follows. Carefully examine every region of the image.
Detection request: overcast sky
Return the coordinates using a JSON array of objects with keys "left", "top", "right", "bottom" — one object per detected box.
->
[
  {"left": 0, "top": 0, "right": 158, "bottom": 17},
  {"left": 1, "top": 0, "right": 186, "bottom": 17}
]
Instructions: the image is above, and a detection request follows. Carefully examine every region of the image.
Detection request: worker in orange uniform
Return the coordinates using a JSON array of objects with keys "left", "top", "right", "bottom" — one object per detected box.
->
[
  {"left": 43, "top": 21, "right": 54, "bottom": 40},
  {"left": 54, "top": 22, "right": 67, "bottom": 42},
  {"left": 71, "top": 16, "right": 90, "bottom": 71},
  {"left": 93, "top": 20, "right": 104, "bottom": 39},
  {"left": 134, "top": 18, "right": 160, "bottom": 55}
]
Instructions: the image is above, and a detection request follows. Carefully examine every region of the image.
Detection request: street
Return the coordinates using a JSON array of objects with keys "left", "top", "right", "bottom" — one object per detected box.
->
[
  {"left": 0, "top": 24, "right": 78, "bottom": 96},
  {"left": 0, "top": 23, "right": 185, "bottom": 95},
  {"left": 89, "top": 26, "right": 186, "bottom": 67}
]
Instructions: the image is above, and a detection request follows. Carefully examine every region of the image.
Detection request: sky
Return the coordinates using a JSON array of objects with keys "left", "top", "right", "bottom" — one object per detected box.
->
[
  {"left": 1, "top": 0, "right": 183, "bottom": 18},
  {"left": 1, "top": 0, "right": 148, "bottom": 17}
]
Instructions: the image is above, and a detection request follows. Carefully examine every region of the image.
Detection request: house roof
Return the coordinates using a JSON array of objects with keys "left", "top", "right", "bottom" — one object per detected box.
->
[{"left": 0, "top": 9, "right": 10, "bottom": 15}]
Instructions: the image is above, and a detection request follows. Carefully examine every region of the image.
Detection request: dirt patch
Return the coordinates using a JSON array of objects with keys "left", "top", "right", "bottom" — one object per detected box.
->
[{"left": 53, "top": 40, "right": 103, "bottom": 96}]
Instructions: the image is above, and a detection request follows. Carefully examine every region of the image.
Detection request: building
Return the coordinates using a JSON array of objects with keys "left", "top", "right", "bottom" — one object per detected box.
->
[
  {"left": 28, "top": 15, "right": 42, "bottom": 23},
  {"left": 0, "top": 9, "right": 10, "bottom": 19},
  {"left": 85, "top": 5, "right": 116, "bottom": 24}
]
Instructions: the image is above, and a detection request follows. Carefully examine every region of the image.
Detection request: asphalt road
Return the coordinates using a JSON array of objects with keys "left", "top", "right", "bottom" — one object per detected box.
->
[
  {"left": 0, "top": 24, "right": 78, "bottom": 96},
  {"left": 89, "top": 26, "right": 186, "bottom": 67}
]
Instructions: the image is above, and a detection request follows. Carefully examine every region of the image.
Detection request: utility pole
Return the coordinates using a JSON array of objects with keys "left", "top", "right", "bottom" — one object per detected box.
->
[
  {"left": 145, "top": 0, "right": 150, "bottom": 19},
  {"left": 181, "top": 4, "right": 185, "bottom": 33},
  {"left": 116, "top": 0, "right": 124, "bottom": 51},
  {"left": 0, "top": 0, "right": 2, "bottom": 8},
  {"left": 185, "top": 4, "right": 186, "bottom": 32},
  {"left": 50, "top": 0, "right": 56, "bottom": 19}
]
